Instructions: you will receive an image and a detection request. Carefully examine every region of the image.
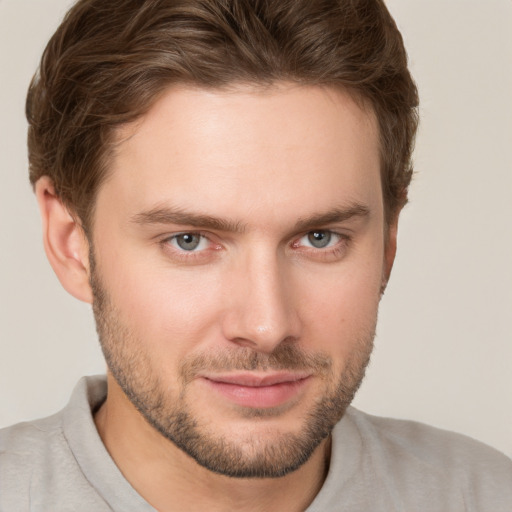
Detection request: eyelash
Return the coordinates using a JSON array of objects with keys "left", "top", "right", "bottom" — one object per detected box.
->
[
  {"left": 159, "top": 230, "right": 351, "bottom": 263},
  {"left": 292, "top": 231, "right": 351, "bottom": 262},
  {"left": 159, "top": 231, "right": 221, "bottom": 263}
]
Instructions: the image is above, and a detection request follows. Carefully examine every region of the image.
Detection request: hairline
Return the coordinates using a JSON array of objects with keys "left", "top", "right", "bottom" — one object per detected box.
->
[{"left": 79, "top": 79, "right": 386, "bottom": 238}]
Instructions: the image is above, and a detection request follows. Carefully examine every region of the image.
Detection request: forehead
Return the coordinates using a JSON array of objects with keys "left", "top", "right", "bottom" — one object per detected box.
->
[{"left": 98, "top": 83, "right": 382, "bottom": 229}]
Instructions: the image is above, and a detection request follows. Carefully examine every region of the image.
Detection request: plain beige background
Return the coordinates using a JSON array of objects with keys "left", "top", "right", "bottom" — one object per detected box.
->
[{"left": 1, "top": 0, "right": 511, "bottom": 458}]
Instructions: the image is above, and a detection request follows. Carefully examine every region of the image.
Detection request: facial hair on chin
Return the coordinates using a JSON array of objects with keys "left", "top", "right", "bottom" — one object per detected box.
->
[{"left": 90, "top": 256, "right": 375, "bottom": 479}]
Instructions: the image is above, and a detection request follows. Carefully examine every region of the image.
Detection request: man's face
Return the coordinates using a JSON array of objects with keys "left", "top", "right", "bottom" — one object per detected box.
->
[{"left": 90, "top": 83, "right": 390, "bottom": 477}]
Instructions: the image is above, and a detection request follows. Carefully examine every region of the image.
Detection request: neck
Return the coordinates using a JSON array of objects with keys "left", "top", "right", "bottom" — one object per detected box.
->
[{"left": 94, "top": 374, "right": 331, "bottom": 512}]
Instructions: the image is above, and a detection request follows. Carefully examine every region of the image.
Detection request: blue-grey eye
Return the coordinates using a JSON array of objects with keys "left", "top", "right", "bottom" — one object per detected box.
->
[
  {"left": 173, "top": 233, "right": 202, "bottom": 251},
  {"left": 307, "top": 230, "right": 332, "bottom": 248}
]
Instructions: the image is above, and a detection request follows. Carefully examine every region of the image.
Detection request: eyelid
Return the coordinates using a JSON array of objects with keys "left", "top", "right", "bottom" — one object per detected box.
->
[
  {"left": 157, "top": 228, "right": 350, "bottom": 264},
  {"left": 159, "top": 230, "right": 223, "bottom": 261},
  {"left": 168, "top": 232, "right": 209, "bottom": 252},
  {"left": 160, "top": 230, "right": 215, "bottom": 245},
  {"left": 290, "top": 229, "right": 352, "bottom": 263},
  {"left": 291, "top": 229, "right": 349, "bottom": 248}
]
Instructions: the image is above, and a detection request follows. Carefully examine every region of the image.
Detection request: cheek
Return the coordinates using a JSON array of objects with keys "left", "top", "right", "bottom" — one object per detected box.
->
[
  {"left": 96, "top": 244, "right": 226, "bottom": 356},
  {"left": 302, "top": 277, "right": 380, "bottom": 328},
  {"left": 296, "top": 258, "right": 383, "bottom": 355}
]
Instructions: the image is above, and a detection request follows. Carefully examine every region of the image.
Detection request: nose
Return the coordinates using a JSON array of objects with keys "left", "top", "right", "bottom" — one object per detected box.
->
[{"left": 221, "top": 249, "right": 302, "bottom": 353}]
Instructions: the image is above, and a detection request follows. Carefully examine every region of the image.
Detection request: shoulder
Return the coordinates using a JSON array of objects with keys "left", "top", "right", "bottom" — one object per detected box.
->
[
  {"left": 332, "top": 407, "right": 512, "bottom": 510},
  {"left": 0, "top": 376, "right": 106, "bottom": 476},
  {"left": 0, "top": 410, "right": 66, "bottom": 465},
  {"left": 346, "top": 406, "right": 512, "bottom": 472},
  {"left": 0, "top": 413, "right": 67, "bottom": 508},
  {"left": 0, "top": 377, "right": 111, "bottom": 511}
]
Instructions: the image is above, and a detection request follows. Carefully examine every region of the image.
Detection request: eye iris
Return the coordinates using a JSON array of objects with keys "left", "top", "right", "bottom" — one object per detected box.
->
[
  {"left": 308, "top": 231, "right": 331, "bottom": 248},
  {"left": 176, "top": 233, "right": 200, "bottom": 251}
]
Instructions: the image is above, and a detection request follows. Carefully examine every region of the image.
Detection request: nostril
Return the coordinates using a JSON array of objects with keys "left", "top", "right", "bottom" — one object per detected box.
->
[
  {"left": 219, "top": 260, "right": 302, "bottom": 352},
  {"left": 229, "top": 337, "right": 260, "bottom": 350}
]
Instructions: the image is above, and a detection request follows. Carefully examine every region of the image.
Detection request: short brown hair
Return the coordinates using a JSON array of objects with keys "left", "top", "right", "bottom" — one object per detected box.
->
[{"left": 27, "top": 0, "right": 418, "bottom": 231}]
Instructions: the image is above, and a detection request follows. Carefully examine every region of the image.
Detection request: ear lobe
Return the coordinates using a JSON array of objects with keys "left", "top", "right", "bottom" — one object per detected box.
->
[{"left": 35, "top": 176, "right": 93, "bottom": 304}]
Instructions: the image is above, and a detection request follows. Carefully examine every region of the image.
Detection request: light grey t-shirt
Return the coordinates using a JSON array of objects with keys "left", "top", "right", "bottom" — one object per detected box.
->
[{"left": 1, "top": 376, "right": 511, "bottom": 511}]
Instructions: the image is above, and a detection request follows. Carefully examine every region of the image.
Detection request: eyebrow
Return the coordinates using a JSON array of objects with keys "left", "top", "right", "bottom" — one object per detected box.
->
[
  {"left": 293, "top": 204, "right": 370, "bottom": 232},
  {"left": 130, "top": 203, "right": 370, "bottom": 234},
  {"left": 131, "top": 206, "right": 247, "bottom": 233}
]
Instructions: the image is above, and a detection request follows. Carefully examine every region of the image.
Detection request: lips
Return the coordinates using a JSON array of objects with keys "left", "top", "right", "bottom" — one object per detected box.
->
[{"left": 200, "top": 372, "right": 312, "bottom": 409}]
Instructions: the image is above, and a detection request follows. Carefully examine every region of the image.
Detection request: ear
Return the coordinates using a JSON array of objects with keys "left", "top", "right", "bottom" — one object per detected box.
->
[
  {"left": 35, "top": 176, "right": 93, "bottom": 304},
  {"left": 381, "top": 213, "right": 399, "bottom": 295}
]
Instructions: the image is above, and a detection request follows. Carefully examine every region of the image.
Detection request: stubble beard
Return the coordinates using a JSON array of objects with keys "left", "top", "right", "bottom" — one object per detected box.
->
[{"left": 90, "top": 261, "right": 376, "bottom": 479}]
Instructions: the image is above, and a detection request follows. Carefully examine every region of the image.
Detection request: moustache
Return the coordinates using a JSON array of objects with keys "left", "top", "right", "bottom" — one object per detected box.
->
[{"left": 180, "top": 343, "right": 332, "bottom": 383}]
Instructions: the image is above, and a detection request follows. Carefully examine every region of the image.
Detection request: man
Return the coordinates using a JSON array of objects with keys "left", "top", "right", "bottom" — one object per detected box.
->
[{"left": 1, "top": 0, "right": 511, "bottom": 510}]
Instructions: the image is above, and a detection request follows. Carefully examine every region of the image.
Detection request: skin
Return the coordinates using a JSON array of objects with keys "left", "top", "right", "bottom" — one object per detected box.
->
[{"left": 36, "top": 83, "right": 398, "bottom": 512}]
